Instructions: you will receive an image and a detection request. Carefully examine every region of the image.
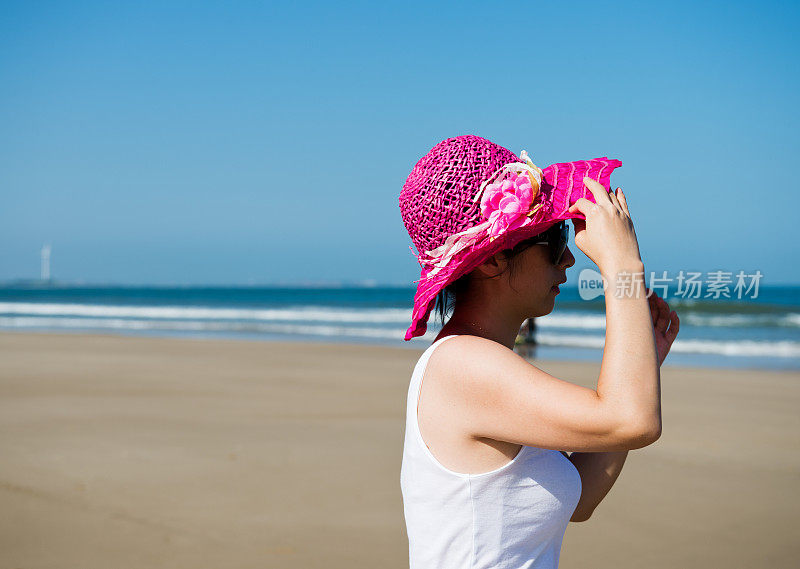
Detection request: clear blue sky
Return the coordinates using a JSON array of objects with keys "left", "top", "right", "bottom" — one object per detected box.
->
[{"left": 2, "top": 1, "right": 798, "bottom": 285}]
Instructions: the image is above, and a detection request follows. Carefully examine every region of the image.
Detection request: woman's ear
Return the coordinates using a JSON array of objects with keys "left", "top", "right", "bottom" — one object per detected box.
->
[{"left": 474, "top": 252, "right": 508, "bottom": 278}]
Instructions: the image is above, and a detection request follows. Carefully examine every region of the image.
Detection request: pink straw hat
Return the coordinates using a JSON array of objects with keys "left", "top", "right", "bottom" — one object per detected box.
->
[{"left": 399, "top": 135, "right": 622, "bottom": 341}]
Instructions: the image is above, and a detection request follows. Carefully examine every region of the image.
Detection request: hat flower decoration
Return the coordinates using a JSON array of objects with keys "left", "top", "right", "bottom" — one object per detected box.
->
[
  {"left": 399, "top": 135, "right": 621, "bottom": 341},
  {"left": 480, "top": 150, "right": 546, "bottom": 239},
  {"left": 415, "top": 150, "right": 550, "bottom": 280}
]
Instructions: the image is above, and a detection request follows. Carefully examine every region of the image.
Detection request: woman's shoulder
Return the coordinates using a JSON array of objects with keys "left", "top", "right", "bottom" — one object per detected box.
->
[
  {"left": 428, "top": 334, "right": 527, "bottom": 384},
  {"left": 434, "top": 334, "right": 520, "bottom": 356}
]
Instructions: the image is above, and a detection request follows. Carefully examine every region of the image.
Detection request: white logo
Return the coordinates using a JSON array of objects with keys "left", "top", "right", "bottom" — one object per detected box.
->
[{"left": 578, "top": 268, "right": 607, "bottom": 301}]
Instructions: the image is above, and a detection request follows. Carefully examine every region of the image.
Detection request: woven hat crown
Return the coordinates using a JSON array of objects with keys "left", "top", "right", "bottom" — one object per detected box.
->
[{"left": 399, "top": 135, "right": 522, "bottom": 259}]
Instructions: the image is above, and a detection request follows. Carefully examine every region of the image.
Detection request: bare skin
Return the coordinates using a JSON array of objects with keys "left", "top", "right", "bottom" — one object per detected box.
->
[{"left": 419, "top": 180, "right": 680, "bottom": 522}]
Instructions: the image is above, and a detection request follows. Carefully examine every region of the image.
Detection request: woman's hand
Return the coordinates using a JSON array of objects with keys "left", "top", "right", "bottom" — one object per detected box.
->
[
  {"left": 645, "top": 287, "right": 680, "bottom": 366},
  {"left": 567, "top": 179, "right": 643, "bottom": 275}
]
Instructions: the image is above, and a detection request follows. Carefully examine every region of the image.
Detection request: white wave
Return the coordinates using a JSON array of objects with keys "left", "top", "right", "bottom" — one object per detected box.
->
[
  {"left": 683, "top": 312, "right": 800, "bottom": 328},
  {"left": 536, "top": 332, "right": 607, "bottom": 349},
  {"left": 537, "top": 313, "right": 607, "bottom": 330},
  {"left": 542, "top": 311, "right": 800, "bottom": 330},
  {"left": 670, "top": 339, "right": 800, "bottom": 358},
  {"left": 537, "top": 332, "right": 800, "bottom": 358},
  {"left": 4, "top": 302, "right": 797, "bottom": 332},
  {"left": 0, "top": 316, "right": 410, "bottom": 341},
  {"left": 3, "top": 317, "right": 799, "bottom": 359},
  {"left": 543, "top": 311, "right": 800, "bottom": 330},
  {"left": 781, "top": 313, "right": 800, "bottom": 327},
  {"left": 0, "top": 302, "right": 410, "bottom": 324},
  {"left": 0, "top": 302, "right": 614, "bottom": 330}
]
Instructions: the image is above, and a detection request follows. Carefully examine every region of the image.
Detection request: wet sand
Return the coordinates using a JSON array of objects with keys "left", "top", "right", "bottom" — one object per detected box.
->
[{"left": 1, "top": 332, "right": 798, "bottom": 568}]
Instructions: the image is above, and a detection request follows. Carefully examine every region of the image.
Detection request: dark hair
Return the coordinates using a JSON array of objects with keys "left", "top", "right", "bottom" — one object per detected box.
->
[{"left": 433, "top": 236, "right": 542, "bottom": 326}]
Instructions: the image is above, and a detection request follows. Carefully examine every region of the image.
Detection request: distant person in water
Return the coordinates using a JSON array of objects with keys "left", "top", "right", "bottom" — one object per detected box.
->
[
  {"left": 516, "top": 318, "right": 538, "bottom": 359},
  {"left": 525, "top": 317, "right": 537, "bottom": 344}
]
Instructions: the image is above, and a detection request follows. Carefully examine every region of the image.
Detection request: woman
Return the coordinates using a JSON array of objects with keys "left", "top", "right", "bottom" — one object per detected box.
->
[{"left": 398, "top": 135, "right": 680, "bottom": 568}]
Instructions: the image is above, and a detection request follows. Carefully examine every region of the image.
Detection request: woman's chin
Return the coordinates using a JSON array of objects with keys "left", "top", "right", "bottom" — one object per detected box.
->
[{"left": 528, "top": 303, "right": 555, "bottom": 319}]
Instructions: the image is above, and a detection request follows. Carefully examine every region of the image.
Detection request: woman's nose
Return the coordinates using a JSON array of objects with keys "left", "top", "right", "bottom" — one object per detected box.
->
[{"left": 559, "top": 245, "right": 576, "bottom": 269}]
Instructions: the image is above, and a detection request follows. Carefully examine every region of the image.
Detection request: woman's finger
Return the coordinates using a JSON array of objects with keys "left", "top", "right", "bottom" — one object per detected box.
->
[
  {"left": 567, "top": 197, "right": 596, "bottom": 217},
  {"left": 656, "top": 313, "right": 669, "bottom": 332},
  {"left": 616, "top": 187, "right": 630, "bottom": 217},
  {"left": 571, "top": 217, "right": 586, "bottom": 235},
  {"left": 607, "top": 189, "right": 622, "bottom": 212},
  {"left": 656, "top": 296, "right": 667, "bottom": 324},
  {"left": 657, "top": 301, "right": 671, "bottom": 331},
  {"left": 583, "top": 177, "right": 614, "bottom": 208},
  {"left": 647, "top": 295, "right": 658, "bottom": 326},
  {"left": 666, "top": 311, "right": 680, "bottom": 342}
]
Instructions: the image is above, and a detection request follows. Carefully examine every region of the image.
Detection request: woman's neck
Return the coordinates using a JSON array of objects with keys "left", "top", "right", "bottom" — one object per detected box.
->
[{"left": 438, "top": 310, "right": 523, "bottom": 350}]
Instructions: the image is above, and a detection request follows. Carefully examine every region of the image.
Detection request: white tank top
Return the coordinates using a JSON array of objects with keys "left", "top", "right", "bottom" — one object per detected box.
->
[{"left": 400, "top": 335, "right": 582, "bottom": 569}]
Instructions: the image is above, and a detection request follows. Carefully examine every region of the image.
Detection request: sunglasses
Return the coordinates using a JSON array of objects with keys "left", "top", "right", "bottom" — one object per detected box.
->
[{"left": 530, "top": 221, "right": 569, "bottom": 265}]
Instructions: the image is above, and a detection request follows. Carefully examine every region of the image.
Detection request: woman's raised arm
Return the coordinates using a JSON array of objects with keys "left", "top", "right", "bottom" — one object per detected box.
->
[{"left": 426, "top": 180, "right": 662, "bottom": 452}]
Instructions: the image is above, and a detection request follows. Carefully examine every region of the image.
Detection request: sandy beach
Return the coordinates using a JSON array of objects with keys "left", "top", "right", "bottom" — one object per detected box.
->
[{"left": 0, "top": 331, "right": 797, "bottom": 568}]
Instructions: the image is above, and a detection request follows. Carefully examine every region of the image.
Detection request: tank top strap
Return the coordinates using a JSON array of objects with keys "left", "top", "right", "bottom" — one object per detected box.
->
[
  {"left": 411, "top": 335, "right": 460, "bottom": 386},
  {"left": 427, "top": 334, "right": 460, "bottom": 354}
]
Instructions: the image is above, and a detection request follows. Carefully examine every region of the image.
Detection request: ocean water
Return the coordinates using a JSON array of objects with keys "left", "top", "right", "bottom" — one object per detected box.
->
[{"left": 0, "top": 284, "right": 798, "bottom": 370}]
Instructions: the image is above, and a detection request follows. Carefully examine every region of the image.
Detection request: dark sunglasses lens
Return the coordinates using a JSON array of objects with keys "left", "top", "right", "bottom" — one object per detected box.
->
[{"left": 551, "top": 223, "right": 568, "bottom": 264}]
